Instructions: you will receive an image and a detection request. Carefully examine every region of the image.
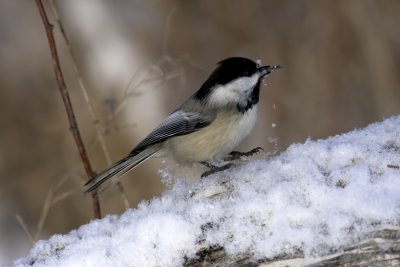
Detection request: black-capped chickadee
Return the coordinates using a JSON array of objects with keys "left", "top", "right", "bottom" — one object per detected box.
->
[{"left": 84, "top": 57, "right": 281, "bottom": 193}]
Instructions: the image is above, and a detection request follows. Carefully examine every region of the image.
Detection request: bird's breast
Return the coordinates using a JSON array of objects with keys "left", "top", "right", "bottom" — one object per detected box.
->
[{"left": 165, "top": 105, "right": 258, "bottom": 164}]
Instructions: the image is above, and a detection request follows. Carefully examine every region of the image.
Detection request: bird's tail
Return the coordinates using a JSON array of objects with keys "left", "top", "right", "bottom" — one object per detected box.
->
[{"left": 83, "top": 147, "right": 159, "bottom": 193}]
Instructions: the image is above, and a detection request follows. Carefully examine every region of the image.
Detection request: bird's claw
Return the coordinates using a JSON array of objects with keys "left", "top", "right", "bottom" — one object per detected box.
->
[
  {"left": 201, "top": 163, "right": 234, "bottom": 178},
  {"left": 227, "top": 147, "right": 264, "bottom": 160}
]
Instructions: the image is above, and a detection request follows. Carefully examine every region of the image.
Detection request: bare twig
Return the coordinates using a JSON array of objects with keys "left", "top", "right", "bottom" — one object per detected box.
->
[
  {"left": 16, "top": 215, "right": 35, "bottom": 245},
  {"left": 109, "top": 56, "right": 184, "bottom": 121},
  {"left": 17, "top": 169, "right": 80, "bottom": 242},
  {"left": 37, "top": 167, "right": 83, "bottom": 241},
  {"left": 51, "top": 190, "right": 78, "bottom": 205},
  {"left": 35, "top": 188, "right": 54, "bottom": 241},
  {"left": 35, "top": 0, "right": 101, "bottom": 219},
  {"left": 35, "top": 187, "right": 79, "bottom": 241},
  {"left": 48, "top": 0, "right": 130, "bottom": 209}
]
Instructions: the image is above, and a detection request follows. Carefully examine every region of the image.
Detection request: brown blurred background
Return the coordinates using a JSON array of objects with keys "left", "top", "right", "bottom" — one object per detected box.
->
[{"left": 1, "top": 0, "right": 399, "bottom": 263}]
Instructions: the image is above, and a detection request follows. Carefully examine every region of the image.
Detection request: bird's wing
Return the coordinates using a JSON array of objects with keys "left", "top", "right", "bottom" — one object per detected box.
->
[{"left": 130, "top": 109, "right": 212, "bottom": 155}]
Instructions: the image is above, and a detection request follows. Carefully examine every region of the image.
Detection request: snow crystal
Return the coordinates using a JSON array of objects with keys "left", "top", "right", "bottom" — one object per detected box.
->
[{"left": 13, "top": 115, "right": 400, "bottom": 266}]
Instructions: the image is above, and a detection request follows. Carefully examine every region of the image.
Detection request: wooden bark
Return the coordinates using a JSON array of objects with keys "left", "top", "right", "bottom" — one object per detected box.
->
[{"left": 185, "top": 228, "right": 400, "bottom": 267}]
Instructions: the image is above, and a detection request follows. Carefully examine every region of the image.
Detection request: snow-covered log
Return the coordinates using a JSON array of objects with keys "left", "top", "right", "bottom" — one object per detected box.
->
[{"left": 13, "top": 115, "right": 400, "bottom": 267}]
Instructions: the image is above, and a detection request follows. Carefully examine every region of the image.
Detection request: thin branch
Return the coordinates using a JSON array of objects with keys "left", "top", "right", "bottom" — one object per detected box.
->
[
  {"left": 35, "top": 0, "right": 101, "bottom": 219},
  {"left": 109, "top": 56, "right": 184, "bottom": 121},
  {"left": 51, "top": 190, "right": 79, "bottom": 205},
  {"left": 35, "top": 167, "right": 83, "bottom": 241},
  {"left": 35, "top": 188, "right": 54, "bottom": 241},
  {"left": 16, "top": 215, "right": 35, "bottom": 245},
  {"left": 48, "top": 0, "right": 130, "bottom": 209}
]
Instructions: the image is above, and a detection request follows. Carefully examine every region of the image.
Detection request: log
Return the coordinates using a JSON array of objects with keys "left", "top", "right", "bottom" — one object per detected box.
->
[{"left": 185, "top": 228, "right": 400, "bottom": 267}]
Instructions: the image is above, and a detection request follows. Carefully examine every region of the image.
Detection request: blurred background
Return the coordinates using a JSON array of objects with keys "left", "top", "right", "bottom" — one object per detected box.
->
[{"left": 1, "top": 0, "right": 400, "bottom": 264}]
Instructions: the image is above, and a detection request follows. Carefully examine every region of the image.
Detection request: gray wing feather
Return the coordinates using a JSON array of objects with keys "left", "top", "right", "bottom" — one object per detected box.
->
[{"left": 130, "top": 110, "right": 212, "bottom": 155}]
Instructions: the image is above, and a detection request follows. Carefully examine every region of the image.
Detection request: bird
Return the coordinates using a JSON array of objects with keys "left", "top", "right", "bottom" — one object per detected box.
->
[{"left": 84, "top": 57, "right": 281, "bottom": 193}]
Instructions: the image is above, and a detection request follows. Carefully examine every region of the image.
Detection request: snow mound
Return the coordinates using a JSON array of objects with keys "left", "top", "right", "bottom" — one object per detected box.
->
[{"left": 14, "top": 115, "right": 400, "bottom": 266}]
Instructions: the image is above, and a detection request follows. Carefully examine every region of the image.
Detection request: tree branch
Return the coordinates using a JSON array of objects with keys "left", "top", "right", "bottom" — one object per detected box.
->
[
  {"left": 184, "top": 227, "right": 400, "bottom": 266},
  {"left": 48, "top": 0, "right": 131, "bottom": 210},
  {"left": 35, "top": 0, "right": 101, "bottom": 219}
]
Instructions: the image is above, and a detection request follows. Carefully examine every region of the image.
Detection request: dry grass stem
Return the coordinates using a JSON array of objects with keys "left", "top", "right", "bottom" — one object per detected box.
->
[{"left": 16, "top": 214, "right": 35, "bottom": 245}]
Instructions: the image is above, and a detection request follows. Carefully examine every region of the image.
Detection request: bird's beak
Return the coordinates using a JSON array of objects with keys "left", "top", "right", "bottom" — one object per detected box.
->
[{"left": 259, "top": 65, "right": 282, "bottom": 77}]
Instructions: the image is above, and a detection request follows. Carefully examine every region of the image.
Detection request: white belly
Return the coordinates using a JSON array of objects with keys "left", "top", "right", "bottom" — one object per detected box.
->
[{"left": 165, "top": 105, "right": 258, "bottom": 164}]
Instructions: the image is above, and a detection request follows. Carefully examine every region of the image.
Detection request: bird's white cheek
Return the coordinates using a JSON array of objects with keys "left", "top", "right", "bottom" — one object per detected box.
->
[
  {"left": 208, "top": 73, "right": 260, "bottom": 107},
  {"left": 208, "top": 86, "right": 241, "bottom": 106}
]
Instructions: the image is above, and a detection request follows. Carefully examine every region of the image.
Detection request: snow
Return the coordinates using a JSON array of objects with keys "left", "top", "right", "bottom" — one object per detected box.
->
[{"left": 13, "top": 115, "right": 400, "bottom": 266}]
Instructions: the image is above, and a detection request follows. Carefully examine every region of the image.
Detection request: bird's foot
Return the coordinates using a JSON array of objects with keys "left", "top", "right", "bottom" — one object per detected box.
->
[
  {"left": 226, "top": 147, "right": 263, "bottom": 161},
  {"left": 200, "top": 162, "right": 234, "bottom": 178}
]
